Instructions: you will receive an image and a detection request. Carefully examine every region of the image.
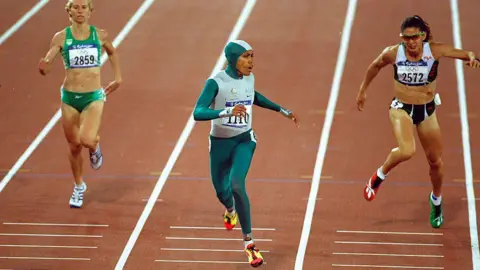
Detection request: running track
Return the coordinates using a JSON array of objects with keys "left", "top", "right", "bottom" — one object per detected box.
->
[{"left": 0, "top": 0, "right": 478, "bottom": 269}]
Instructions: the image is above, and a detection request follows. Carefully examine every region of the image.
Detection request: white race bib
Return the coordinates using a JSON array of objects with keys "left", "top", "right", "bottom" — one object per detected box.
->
[
  {"left": 69, "top": 46, "right": 99, "bottom": 68},
  {"left": 397, "top": 65, "right": 429, "bottom": 84},
  {"left": 222, "top": 102, "right": 252, "bottom": 128}
]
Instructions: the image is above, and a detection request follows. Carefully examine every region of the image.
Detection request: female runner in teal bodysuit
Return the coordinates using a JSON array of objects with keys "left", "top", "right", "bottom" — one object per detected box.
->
[{"left": 193, "top": 40, "right": 299, "bottom": 267}]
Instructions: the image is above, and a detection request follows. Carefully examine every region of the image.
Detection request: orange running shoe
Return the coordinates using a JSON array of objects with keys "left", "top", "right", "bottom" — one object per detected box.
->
[
  {"left": 245, "top": 243, "right": 263, "bottom": 267},
  {"left": 223, "top": 210, "right": 238, "bottom": 231},
  {"left": 364, "top": 171, "right": 383, "bottom": 201}
]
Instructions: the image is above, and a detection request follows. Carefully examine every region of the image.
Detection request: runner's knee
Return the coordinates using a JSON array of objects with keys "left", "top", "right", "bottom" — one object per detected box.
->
[
  {"left": 216, "top": 189, "right": 233, "bottom": 207},
  {"left": 231, "top": 180, "right": 246, "bottom": 197},
  {"left": 428, "top": 155, "right": 443, "bottom": 169},
  {"left": 396, "top": 145, "right": 415, "bottom": 161},
  {"left": 68, "top": 142, "right": 82, "bottom": 155},
  {"left": 80, "top": 134, "right": 98, "bottom": 150}
]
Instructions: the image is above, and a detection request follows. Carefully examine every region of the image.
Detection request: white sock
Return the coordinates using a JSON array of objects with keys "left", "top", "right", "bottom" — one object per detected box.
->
[
  {"left": 226, "top": 209, "right": 236, "bottom": 217},
  {"left": 244, "top": 235, "right": 254, "bottom": 248},
  {"left": 75, "top": 182, "right": 85, "bottom": 190},
  {"left": 377, "top": 167, "right": 387, "bottom": 180},
  {"left": 431, "top": 192, "right": 442, "bottom": 206}
]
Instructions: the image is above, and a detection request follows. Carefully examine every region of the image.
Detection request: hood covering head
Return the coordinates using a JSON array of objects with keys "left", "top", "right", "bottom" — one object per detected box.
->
[{"left": 224, "top": 40, "right": 253, "bottom": 71}]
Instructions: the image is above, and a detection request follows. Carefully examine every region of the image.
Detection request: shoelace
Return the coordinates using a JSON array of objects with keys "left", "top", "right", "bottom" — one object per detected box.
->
[
  {"left": 90, "top": 150, "right": 100, "bottom": 163},
  {"left": 72, "top": 186, "right": 85, "bottom": 202}
]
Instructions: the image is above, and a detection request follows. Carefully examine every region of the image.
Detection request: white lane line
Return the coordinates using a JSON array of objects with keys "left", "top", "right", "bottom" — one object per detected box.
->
[
  {"left": 335, "top": 241, "right": 443, "bottom": 247},
  {"left": 333, "top": 252, "right": 443, "bottom": 258},
  {"left": 155, "top": 260, "right": 257, "bottom": 264},
  {"left": 0, "top": 0, "right": 157, "bottom": 193},
  {"left": 0, "top": 256, "right": 90, "bottom": 261},
  {"left": 0, "top": 244, "right": 97, "bottom": 249},
  {"left": 3, "top": 222, "right": 108, "bottom": 227},
  {"left": 114, "top": 1, "right": 258, "bottom": 269},
  {"left": 161, "top": 248, "right": 270, "bottom": 253},
  {"left": 0, "top": 233, "right": 102, "bottom": 238},
  {"left": 0, "top": 0, "right": 49, "bottom": 45},
  {"left": 170, "top": 226, "right": 275, "bottom": 231},
  {"left": 336, "top": 230, "right": 443, "bottom": 236},
  {"left": 165, "top": 237, "right": 272, "bottom": 242},
  {"left": 294, "top": 0, "right": 358, "bottom": 269},
  {"left": 449, "top": 0, "right": 480, "bottom": 269},
  {"left": 332, "top": 264, "right": 443, "bottom": 269}
]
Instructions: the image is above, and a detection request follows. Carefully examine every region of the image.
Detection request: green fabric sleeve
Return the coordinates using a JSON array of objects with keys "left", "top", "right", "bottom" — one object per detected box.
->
[
  {"left": 253, "top": 91, "right": 282, "bottom": 112},
  {"left": 193, "top": 79, "right": 225, "bottom": 121}
]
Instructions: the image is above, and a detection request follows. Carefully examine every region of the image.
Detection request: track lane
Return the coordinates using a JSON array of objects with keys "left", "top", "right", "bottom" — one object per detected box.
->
[{"left": 303, "top": 1, "right": 473, "bottom": 269}]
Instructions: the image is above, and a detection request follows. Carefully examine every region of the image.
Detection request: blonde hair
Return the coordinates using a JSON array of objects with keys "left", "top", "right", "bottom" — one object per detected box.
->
[{"left": 65, "top": 0, "right": 94, "bottom": 12}]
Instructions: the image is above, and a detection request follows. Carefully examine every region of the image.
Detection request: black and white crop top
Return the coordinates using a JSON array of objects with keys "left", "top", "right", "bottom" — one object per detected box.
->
[{"left": 393, "top": 42, "right": 439, "bottom": 86}]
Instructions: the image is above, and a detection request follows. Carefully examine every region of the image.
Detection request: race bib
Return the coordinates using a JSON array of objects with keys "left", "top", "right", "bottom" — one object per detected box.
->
[
  {"left": 397, "top": 65, "right": 429, "bottom": 84},
  {"left": 222, "top": 100, "right": 252, "bottom": 128},
  {"left": 69, "top": 45, "right": 99, "bottom": 68}
]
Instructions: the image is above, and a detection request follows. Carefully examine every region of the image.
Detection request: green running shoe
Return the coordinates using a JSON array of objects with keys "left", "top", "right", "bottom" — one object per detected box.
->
[{"left": 429, "top": 195, "right": 444, "bottom": 228}]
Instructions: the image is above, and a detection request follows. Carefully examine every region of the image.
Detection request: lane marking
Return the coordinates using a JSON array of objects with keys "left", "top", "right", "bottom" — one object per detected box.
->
[
  {"left": 332, "top": 264, "right": 443, "bottom": 269},
  {"left": 0, "top": 169, "right": 30, "bottom": 173},
  {"left": 449, "top": 0, "right": 480, "bottom": 269},
  {"left": 0, "top": 233, "right": 102, "bottom": 238},
  {"left": 335, "top": 241, "right": 443, "bottom": 247},
  {"left": 333, "top": 252, "right": 443, "bottom": 258},
  {"left": 165, "top": 237, "right": 272, "bottom": 242},
  {"left": 149, "top": 171, "right": 181, "bottom": 176},
  {"left": 114, "top": 1, "right": 258, "bottom": 269},
  {"left": 141, "top": 199, "right": 163, "bottom": 202},
  {"left": 336, "top": 230, "right": 443, "bottom": 236},
  {"left": 0, "top": 244, "right": 97, "bottom": 249},
  {"left": 155, "top": 259, "right": 260, "bottom": 264},
  {"left": 161, "top": 248, "right": 270, "bottom": 253},
  {"left": 300, "top": 175, "right": 332, "bottom": 179},
  {"left": 453, "top": 178, "right": 480, "bottom": 183},
  {"left": 0, "top": 0, "right": 157, "bottom": 193},
  {"left": 0, "top": 0, "right": 49, "bottom": 45},
  {"left": 169, "top": 226, "right": 275, "bottom": 231},
  {"left": 2, "top": 222, "right": 108, "bottom": 227},
  {"left": 462, "top": 198, "right": 480, "bottom": 201},
  {"left": 294, "top": 0, "right": 358, "bottom": 269},
  {"left": 0, "top": 256, "right": 90, "bottom": 261}
]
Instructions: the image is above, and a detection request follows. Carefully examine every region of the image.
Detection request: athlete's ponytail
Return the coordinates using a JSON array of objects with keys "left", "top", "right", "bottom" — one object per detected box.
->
[{"left": 400, "top": 15, "right": 433, "bottom": 41}]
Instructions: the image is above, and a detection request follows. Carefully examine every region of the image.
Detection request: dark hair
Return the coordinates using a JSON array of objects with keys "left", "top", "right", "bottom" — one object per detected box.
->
[{"left": 400, "top": 15, "right": 433, "bottom": 41}]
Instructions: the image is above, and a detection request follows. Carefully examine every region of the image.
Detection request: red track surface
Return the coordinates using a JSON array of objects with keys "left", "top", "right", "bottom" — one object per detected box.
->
[{"left": 0, "top": 1, "right": 478, "bottom": 269}]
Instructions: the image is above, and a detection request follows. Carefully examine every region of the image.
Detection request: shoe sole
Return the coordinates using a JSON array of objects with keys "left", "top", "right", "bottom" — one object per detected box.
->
[
  {"left": 250, "top": 258, "right": 263, "bottom": 267},
  {"left": 91, "top": 155, "right": 103, "bottom": 170}
]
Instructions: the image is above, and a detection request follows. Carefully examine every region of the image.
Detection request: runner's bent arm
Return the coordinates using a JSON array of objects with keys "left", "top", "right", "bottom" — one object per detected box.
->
[
  {"left": 39, "top": 31, "right": 64, "bottom": 75},
  {"left": 254, "top": 90, "right": 295, "bottom": 119},
  {"left": 432, "top": 42, "right": 476, "bottom": 61},
  {"left": 431, "top": 42, "right": 480, "bottom": 67},
  {"left": 193, "top": 79, "right": 229, "bottom": 121},
  {"left": 101, "top": 29, "right": 122, "bottom": 83},
  {"left": 359, "top": 45, "right": 395, "bottom": 93}
]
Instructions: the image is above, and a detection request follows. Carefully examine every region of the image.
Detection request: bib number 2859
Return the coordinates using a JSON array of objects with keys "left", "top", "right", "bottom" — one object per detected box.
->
[{"left": 69, "top": 47, "right": 98, "bottom": 68}]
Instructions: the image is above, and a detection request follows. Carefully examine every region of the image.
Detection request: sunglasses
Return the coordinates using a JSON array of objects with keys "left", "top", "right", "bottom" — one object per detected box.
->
[{"left": 399, "top": 31, "right": 425, "bottom": 41}]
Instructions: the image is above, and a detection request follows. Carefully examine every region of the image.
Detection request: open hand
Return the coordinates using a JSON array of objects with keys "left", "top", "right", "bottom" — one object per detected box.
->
[
  {"left": 289, "top": 111, "right": 299, "bottom": 127},
  {"left": 280, "top": 108, "right": 299, "bottom": 127},
  {"left": 466, "top": 57, "right": 480, "bottom": 68}
]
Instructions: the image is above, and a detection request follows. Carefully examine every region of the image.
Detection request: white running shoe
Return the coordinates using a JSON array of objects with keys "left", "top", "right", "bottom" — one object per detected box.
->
[
  {"left": 69, "top": 182, "right": 87, "bottom": 208},
  {"left": 89, "top": 144, "right": 103, "bottom": 170}
]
